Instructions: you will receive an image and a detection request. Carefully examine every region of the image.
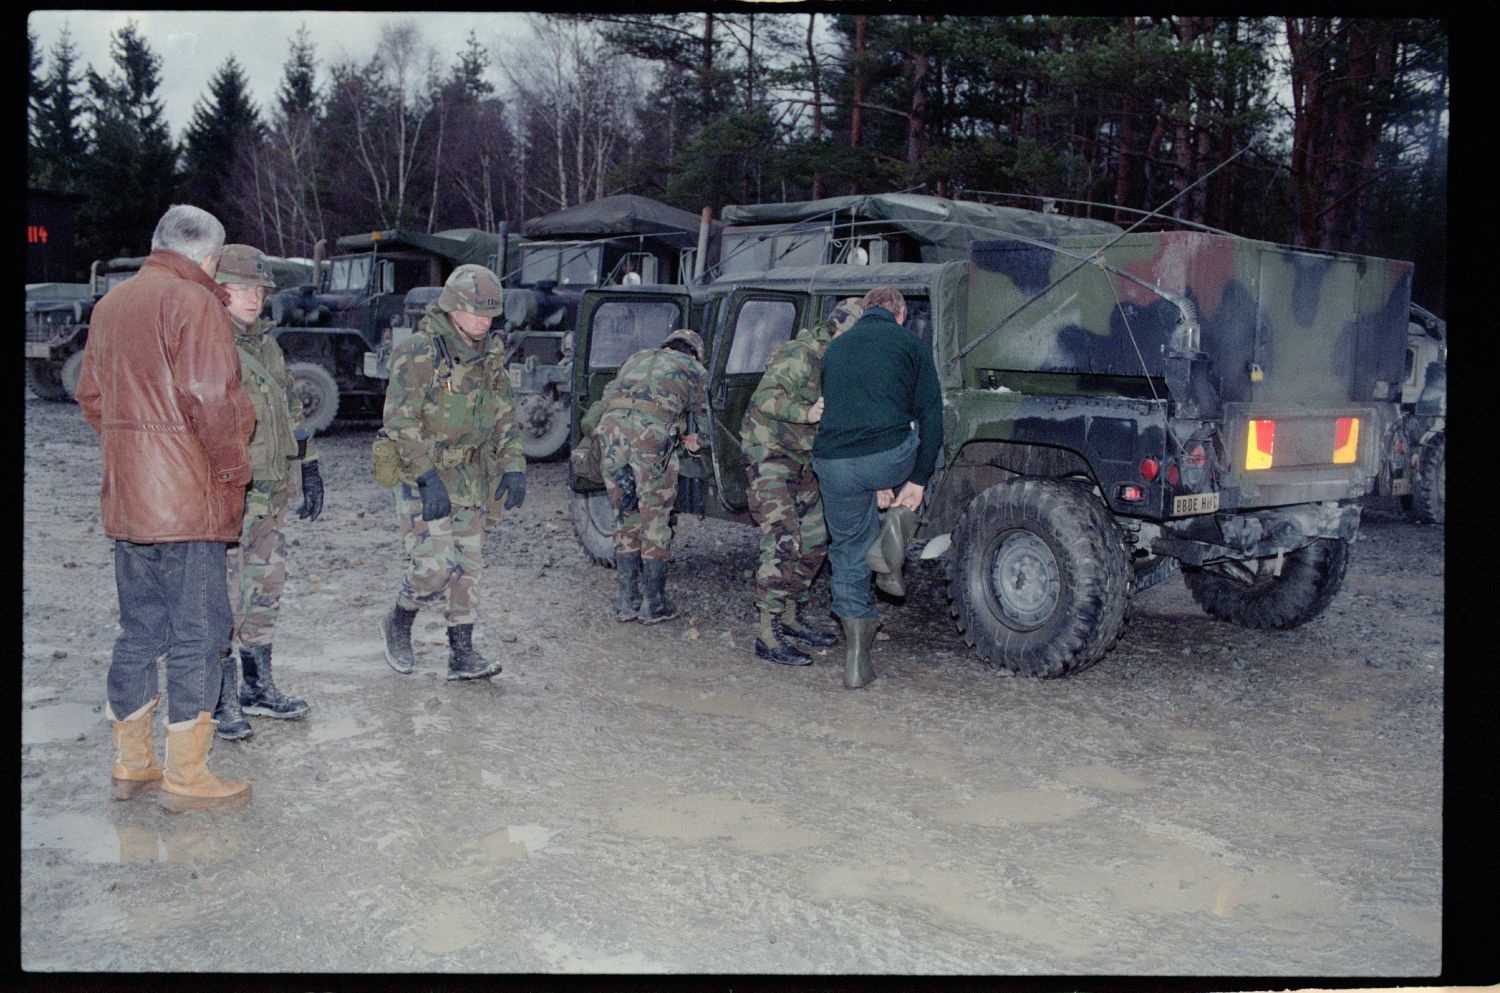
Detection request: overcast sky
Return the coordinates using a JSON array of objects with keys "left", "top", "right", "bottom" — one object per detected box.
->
[{"left": 28, "top": 10, "right": 537, "bottom": 139}]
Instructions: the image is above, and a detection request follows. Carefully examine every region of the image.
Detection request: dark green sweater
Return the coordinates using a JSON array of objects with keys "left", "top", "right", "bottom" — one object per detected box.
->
[{"left": 812, "top": 307, "right": 944, "bottom": 484}]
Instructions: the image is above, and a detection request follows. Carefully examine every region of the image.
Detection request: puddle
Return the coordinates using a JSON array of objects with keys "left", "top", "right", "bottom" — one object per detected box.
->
[
  {"left": 22, "top": 810, "right": 246, "bottom": 864},
  {"left": 305, "top": 713, "right": 367, "bottom": 744},
  {"left": 22, "top": 702, "right": 101, "bottom": 745}
]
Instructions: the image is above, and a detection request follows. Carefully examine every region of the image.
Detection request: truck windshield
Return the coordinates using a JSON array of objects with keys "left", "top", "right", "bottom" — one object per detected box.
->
[
  {"left": 587, "top": 299, "right": 684, "bottom": 368},
  {"left": 327, "top": 255, "right": 372, "bottom": 293},
  {"left": 520, "top": 245, "right": 602, "bottom": 288}
]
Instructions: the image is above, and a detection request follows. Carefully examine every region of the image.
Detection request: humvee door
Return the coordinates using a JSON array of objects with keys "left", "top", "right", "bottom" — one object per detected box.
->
[
  {"left": 571, "top": 289, "right": 694, "bottom": 491},
  {"left": 705, "top": 289, "right": 809, "bottom": 512}
]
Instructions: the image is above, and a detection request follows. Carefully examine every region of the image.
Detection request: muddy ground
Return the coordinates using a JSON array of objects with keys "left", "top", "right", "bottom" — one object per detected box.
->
[{"left": 20, "top": 392, "right": 1447, "bottom": 978}]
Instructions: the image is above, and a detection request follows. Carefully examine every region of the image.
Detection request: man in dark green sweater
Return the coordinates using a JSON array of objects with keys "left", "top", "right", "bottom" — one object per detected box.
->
[{"left": 812, "top": 286, "right": 943, "bottom": 688}]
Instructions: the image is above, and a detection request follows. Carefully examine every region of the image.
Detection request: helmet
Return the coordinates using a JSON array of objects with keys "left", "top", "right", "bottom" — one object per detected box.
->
[
  {"left": 827, "top": 297, "right": 865, "bottom": 334},
  {"left": 437, "top": 264, "right": 505, "bottom": 318},
  {"left": 214, "top": 244, "right": 275, "bottom": 288},
  {"left": 663, "top": 328, "right": 704, "bottom": 360}
]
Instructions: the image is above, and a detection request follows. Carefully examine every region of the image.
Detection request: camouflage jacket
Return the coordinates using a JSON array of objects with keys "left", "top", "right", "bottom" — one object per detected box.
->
[
  {"left": 382, "top": 304, "right": 523, "bottom": 507},
  {"left": 233, "top": 317, "right": 315, "bottom": 490},
  {"left": 597, "top": 346, "right": 709, "bottom": 444},
  {"left": 739, "top": 321, "right": 833, "bottom": 463}
]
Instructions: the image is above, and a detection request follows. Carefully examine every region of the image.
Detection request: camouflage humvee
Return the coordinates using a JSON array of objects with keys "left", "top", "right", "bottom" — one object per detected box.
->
[
  {"left": 568, "top": 223, "right": 1412, "bottom": 677},
  {"left": 1370, "top": 303, "right": 1445, "bottom": 523}
]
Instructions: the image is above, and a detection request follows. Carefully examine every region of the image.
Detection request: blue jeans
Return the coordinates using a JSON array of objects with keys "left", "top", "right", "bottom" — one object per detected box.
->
[
  {"left": 812, "top": 429, "right": 919, "bottom": 620},
  {"left": 106, "top": 541, "right": 231, "bottom": 724}
]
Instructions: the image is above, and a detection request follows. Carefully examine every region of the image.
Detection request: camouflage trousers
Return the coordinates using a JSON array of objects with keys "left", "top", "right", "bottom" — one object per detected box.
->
[
  {"left": 598, "top": 416, "right": 678, "bottom": 560},
  {"left": 227, "top": 479, "right": 294, "bottom": 648},
  {"left": 744, "top": 452, "right": 827, "bottom": 614},
  {"left": 394, "top": 483, "right": 488, "bottom": 626}
]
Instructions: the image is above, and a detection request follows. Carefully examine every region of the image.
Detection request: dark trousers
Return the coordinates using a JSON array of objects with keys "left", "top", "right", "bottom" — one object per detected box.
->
[
  {"left": 812, "top": 428, "right": 919, "bottom": 620},
  {"left": 106, "top": 540, "right": 231, "bottom": 724}
]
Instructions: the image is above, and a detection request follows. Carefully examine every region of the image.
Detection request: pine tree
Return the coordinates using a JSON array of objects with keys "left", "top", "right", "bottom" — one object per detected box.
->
[
  {"left": 180, "top": 56, "right": 263, "bottom": 214},
  {"left": 30, "top": 27, "right": 89, "bottom": 191},
  {"left": 76, "top": 21, "right": 179, "bottom": 263}
]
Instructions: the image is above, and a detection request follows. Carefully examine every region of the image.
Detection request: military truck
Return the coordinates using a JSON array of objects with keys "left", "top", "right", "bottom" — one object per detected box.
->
[
  {"left": 567, "top": 223, "right": 1412, "bottom": 678},
  {"left": 1386, "top": 303, "right": 1445, "bottom": 523},
  {"left": 362, "top": 195, "right": 716, "bottom": 460},
  {"left": 272, "top": 228, "right": 500, "bottom": 431},
  {"left": 26, "top": 254, "right": 313, "bottom": 402}
]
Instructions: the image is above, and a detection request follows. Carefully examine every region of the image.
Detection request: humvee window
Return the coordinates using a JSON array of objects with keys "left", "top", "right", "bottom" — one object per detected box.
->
[
  {"left": 771, "top": 231, "right": 827, "bottom": 268},
  {"left": 558, "top": 246, "right": 600, "bottom": 286},
  {"left": 587, "top": 299, "right": 683, "bottom": 368},
  {"left": 726, "top": 297, "right": 798, "bottom": 375}
]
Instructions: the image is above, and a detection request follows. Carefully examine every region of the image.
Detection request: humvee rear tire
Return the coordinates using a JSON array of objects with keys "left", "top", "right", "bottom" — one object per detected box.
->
[
  {"left": 947, "top": 478, "right": 1131, "bottom": 678},
  {"left": 60, "top": 351, "right": 86, "bottom": 400},
  {"left": 570, "top": 489, "right": 617, "bottom": 567},
  {"left": 26, "top": 360, "right": 68, "bottom": 401},
  {"left": 1409, "top": 434, "right": 1444, "bottom": 525},
  {"left": 287, "top": 362, "right": 339, "bottom": 434},
  {"left": 518, "top": 390, "right": 571, "bottom": 462},
  {"left": 1182, "top": 537, "right": 1349, "bottom": 630}
]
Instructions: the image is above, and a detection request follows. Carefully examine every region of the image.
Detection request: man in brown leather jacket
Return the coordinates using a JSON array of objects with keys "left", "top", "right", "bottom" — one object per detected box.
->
[{"left": 75, "top": 204, "right": 258, "bottom": 813}]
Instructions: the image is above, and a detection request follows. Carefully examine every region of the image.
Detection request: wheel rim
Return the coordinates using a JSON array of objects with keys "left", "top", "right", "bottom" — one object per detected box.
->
[{"left": 988, "top": 529, "right": 1060, "bottom": 628}]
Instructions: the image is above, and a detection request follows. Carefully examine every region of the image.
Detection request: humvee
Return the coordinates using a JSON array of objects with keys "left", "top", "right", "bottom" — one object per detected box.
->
[
  {"left": 567, "top": 222, "right": 1412, "bottom": 677},
  {"left": 25, "top": 255, "right": 310, "bottom": 402},
  {"left": 361, "top": 196, "right": 715, "bottom": 460}
]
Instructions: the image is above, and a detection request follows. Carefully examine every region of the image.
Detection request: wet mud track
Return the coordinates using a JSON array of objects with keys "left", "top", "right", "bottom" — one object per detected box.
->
[{"left": 21, "top": 395, "right": 1444, "bottom": 974}]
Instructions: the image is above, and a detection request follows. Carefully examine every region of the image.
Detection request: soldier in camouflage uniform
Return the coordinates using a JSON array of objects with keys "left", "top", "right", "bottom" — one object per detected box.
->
[
  {"left": 378, "top": 265, "right": 527, "bottom": 680},
  {"left": 595, "top": 328, "right": 709, "bottom": 624},
  {"left": 740, "top": 298, "right": 865, "bottom": 665},
  {"left": 212, "top": 245, "right": 321, "bottom": 741}
]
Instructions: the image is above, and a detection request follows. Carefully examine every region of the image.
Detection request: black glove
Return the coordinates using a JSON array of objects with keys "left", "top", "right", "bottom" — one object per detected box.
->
[
  {"left": 297, "top": 460, "right": 324, "bottom": 522},
  {"left": 494, "top": 471, "right": 527, "bottom": 510},
  {"left": 415, "top": 469, "right": 452, "bottom": 521}
]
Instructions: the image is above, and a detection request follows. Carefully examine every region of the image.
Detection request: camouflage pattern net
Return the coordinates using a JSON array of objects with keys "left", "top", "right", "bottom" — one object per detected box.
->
[
  {"left": 394, "top": 487, "right": 487, "bottom": 625},
  {"left": 744, "top": 455, "right": 828, "bottom": 613},
  {"left": 383, "top": 306, "right": 524, "bottom": 507},
  {"left": 437, "top": 264, "right": 505, "bottom": 317},
  {"left": 215, "top": 244, "right": 276, "bottom": 288},
  {"left": 228, "top": 482, "right": 291, "bottom": 647}
]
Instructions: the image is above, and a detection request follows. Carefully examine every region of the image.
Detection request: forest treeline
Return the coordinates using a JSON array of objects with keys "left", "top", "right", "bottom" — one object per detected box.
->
[{"left": 27, "top": 13, "right": 1447, "bottom": 311}]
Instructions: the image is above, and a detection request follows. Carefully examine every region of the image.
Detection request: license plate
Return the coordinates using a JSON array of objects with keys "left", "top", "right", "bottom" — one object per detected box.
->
[
  {"left": 1172, "top": 491, "right": 1219, "bottom": 517},
  {"left": 25, "top": 342, "right": 53, "bottom": 359}
]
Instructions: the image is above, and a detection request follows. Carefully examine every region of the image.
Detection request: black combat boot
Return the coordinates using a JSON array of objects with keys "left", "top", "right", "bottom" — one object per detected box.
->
[
  {"left": 615, "top": 552, "right": 643, "bottom": 622},
  {"left": 239, "top": 644, "right": 309, "bottom": 719},
  {"left": 447, "top": 625, "right": 503, "bottom": 681},
  {"left": 840, "top": 616, "right": 879, "bottom": 689},
  {"left": 212, "top": 652, "right": 253, "bottom": 741},
  {"left": 638, "top": 558, "right": 678, "bottom": 625},
  {"left": 754, "top": 608, "right": 812, "bottom": 666},
  {"left": 779, "top": 598, "right": 839, "bottom": 647},
  {"left": 383, "top": 604, "right": 418, "bottom": 674}
]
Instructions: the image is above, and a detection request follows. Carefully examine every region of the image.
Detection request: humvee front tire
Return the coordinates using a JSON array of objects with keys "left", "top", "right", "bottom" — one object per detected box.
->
[
  {"left": 948, "top": 478, "right": 1132, "bottom": 678},
  {"left": 1409, "top": 434, "right": 1444, "bottom": 525},
  {"left": 518, "top": 390, "right": 571, "bottom": 462},
  {"left": 26, "top": 360, "right": 68, "bottom": 401},
  {"left": 570, "top": 489, "right": 617, "bottom": 567},
  {"left": 1182, "top": 537, "right": 1349, "bottom": 630},
  {"left": 60, "top": 351, "right": 86, "bottom": 400},
  {"left": 287, "top": 362, "right": 339, "bottom": 434}
]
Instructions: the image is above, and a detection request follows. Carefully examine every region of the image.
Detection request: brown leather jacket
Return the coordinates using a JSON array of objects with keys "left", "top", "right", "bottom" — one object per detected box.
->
[{"left": 76, "top": 250, "right": 255, "bottom": 543}]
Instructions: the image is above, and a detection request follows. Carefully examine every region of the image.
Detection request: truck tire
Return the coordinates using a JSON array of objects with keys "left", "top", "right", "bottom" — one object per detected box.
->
[
  {"left": 1182, "top": 537, "right": 1349, "bottom": 630},
  {"left": 1408, "top": 434, "right": 1444, "bottom": 525},
  {"left": 287, "top": 362, "right": 339, "bottom": 434},
  {"left": 947, "top": 478, "right": 1132, "bottom": 678},
  {"left": 517, "top": 390, "right": 571, "bottom": 462},
  {"left": 26, "top": 360, "right": 68, "bottom": 401},
  {"left": 60, "top": 351, "right": 86, "bottom": 400},
  {"left": 570, "top": 489, "right": 617, "bottom": 567}
]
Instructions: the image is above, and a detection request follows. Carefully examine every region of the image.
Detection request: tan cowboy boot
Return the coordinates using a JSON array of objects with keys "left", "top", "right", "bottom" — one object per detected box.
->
[
  {"left": 157, "top": 711, "right": 252, "bottom": 813},
  {"left": 106, "top": 694, "right": 164, "bottom": 801}
]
